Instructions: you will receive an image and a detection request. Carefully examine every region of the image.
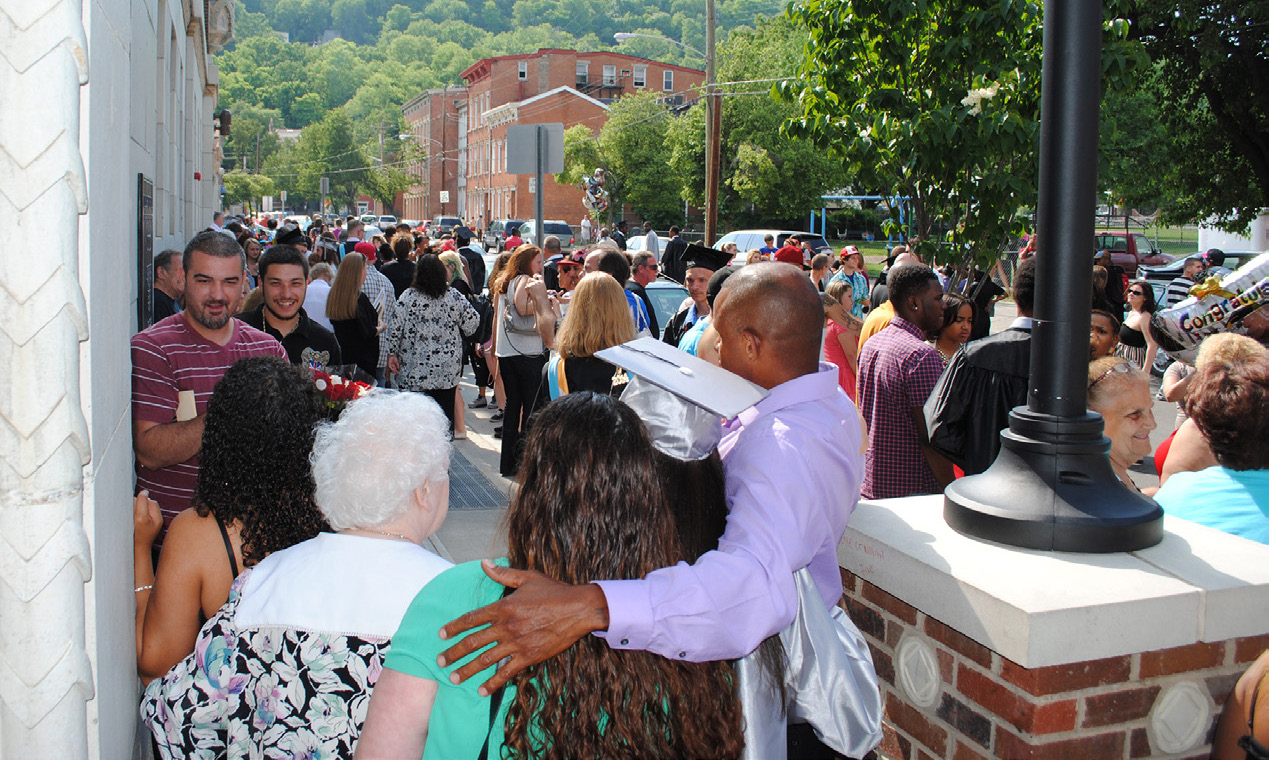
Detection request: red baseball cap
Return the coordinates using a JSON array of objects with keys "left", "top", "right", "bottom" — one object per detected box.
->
[
  {"left": 773, "top": 245, "right": 804, "bottom": 267},
  {"left": 353, "top": 241, "right": 377, "bottom": 261}
]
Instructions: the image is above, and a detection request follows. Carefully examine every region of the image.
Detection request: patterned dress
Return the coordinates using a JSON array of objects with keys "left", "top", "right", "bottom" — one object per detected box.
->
[
  {"left": 141, "top": 572, "right": 387, "bottom": 758},
  {"left": 140, "top": 533, "right": 452, "bottom": 759}
]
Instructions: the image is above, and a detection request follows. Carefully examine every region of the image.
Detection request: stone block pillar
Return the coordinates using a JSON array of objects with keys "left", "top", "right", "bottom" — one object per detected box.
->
[{"left": 839, "top": 497, "right": 1269, "bottom": 759}]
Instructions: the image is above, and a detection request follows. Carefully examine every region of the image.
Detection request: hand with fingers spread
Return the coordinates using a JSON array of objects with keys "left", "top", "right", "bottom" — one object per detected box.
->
[{"left": 436, "top": 560, "right": 608, "bottom": 696}]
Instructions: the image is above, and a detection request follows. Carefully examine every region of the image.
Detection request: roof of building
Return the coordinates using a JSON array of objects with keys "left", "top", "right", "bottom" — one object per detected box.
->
[
  {"left": 461, "top": 48, "right": 704, "bottom": 83},
  {"left": 482, "top": 85, "right": 610, "bottom": 126}
]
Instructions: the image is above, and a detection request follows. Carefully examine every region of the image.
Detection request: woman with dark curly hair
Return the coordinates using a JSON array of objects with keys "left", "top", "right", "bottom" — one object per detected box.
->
[
  {"left": 358, "top": 392, "right": 744, "bottom": 759},
  {"left": 133, "top": 356, "right": 329, "bottom": 683}
]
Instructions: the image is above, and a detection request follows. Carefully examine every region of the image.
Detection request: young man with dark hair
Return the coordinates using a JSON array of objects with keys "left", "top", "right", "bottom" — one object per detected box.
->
[
  {"left": 925, "top": 257, "right": 1037, "bottom": 475},
  {"left": 857, "top": 264, "right": 952, "bottom": 498},
  {"left": 131, "top": 232, "right": 285, "bottom": 530},
  {"left": 238, "top": 245, "right": 342, "bottom": 371}
]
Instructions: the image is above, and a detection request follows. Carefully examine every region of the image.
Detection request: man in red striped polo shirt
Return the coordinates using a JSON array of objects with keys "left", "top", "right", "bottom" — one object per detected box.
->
[{"left": 131, "top": 231, "right": 285, "bottom": 531}]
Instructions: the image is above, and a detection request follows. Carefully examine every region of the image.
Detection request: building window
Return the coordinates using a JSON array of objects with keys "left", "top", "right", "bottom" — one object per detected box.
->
[
  {"left": 634, "top": 65, "right": 647, "bottom": 88},
  {"left": 663, "top": 70, "right": 674, "bottom": 91},
  {"left": 603, "top": 65, "right": 617, "bottom": 86},
  {"left": 518, "top": 60, "right": 527, "bottom": 80},
  {"left": 576, "top": 61, "right": 589, "bottom": 85}
]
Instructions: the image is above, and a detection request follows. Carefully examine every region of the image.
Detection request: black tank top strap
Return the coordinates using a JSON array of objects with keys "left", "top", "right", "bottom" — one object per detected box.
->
[
  {"left": 211, "top": 511, "right": 240, "bottom": 581},
  {"left": 1240, "top": 669, "right": 1269, "bottom": 760}
]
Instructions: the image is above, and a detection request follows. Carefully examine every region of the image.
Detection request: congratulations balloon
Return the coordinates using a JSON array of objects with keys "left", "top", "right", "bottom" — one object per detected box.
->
[{"left": 1151, "top": 252, "right": 1269, "bottom": 364}]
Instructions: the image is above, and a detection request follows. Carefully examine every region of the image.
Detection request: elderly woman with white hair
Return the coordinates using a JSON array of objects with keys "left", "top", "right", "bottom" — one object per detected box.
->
[{"left": 140, "top": 391, "right": 454, "bottom": 758}]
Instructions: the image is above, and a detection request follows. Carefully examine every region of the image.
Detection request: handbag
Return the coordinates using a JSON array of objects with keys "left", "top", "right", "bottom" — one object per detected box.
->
[
  {"left": 738, "top": 567, "right": 884, "bottom": 760},
  {"left": 502, "top": 276, "right": 539, "bottom": 336}
]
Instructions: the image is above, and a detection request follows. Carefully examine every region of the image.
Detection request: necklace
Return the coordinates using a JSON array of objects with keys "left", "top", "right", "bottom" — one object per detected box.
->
[{"left": 352, "top": 528, "right": 412, "bottom": 542}]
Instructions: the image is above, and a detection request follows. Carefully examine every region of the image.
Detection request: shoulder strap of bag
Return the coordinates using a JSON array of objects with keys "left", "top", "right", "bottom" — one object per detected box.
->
[
  {"left": 477, "top": 584, "right": 516, "bottom": 760},
  {"left": 547, "top": 354, "right": 563, "bottom": 400}
]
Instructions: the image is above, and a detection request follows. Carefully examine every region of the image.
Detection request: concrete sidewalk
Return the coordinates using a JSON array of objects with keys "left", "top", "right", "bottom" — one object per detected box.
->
[{"left": 431, "top": 373, "right": 513, "bottom": 564}]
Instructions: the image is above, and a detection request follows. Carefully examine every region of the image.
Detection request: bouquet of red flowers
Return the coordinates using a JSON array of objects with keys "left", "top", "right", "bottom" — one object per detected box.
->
[{"left": 309, "top": 366, "right": 373, "bottom": 417}]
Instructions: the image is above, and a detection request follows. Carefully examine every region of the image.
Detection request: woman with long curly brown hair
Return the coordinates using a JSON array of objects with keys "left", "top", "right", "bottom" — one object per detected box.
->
[
  {"left": 133, "top": 356, "right": 329, "bottom": 683},
  {"left": 358, "top": 391, "right": 744, "bottom": 759}
]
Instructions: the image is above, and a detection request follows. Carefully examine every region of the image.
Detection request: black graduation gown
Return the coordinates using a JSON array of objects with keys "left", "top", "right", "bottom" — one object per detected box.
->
[
  {"left": 924, "top": 327, "right": 1032, "bottom": 476},
  {"left": 661, "top": 306, "right": 695, "bottom": 348}
]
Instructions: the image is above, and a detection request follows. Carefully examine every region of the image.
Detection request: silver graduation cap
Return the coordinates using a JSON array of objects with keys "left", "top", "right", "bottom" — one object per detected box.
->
[{"left": 596, "top": 337, "right": 768, "bottom": 460}]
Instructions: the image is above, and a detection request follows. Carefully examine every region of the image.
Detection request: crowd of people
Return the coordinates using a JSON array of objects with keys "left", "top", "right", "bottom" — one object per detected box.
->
[{"left": 132, "top": 213, "right": 1267, "bottom": 757}]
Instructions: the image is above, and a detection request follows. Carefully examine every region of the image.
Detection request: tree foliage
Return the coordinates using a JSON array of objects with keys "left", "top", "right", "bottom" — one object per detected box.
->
[
  {"left": 780, "top": 0, "right": 1142, "bottom": 268},
  {"left": 1128, "top": 1, "right": 1268, "bottom": 232}
]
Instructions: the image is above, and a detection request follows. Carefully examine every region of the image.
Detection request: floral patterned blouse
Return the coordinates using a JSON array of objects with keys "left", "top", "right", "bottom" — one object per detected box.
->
[
  {"left": 387, "top": 287, "right": 480, "bottom": 391},
  {"left": 139, "top": 533, "right": 452, "bottom": 759}
]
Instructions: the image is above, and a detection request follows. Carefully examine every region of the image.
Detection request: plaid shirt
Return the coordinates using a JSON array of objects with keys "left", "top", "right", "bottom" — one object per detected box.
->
[
  {"left": 361, "top": 266, "right": 396, "bottom": 370},
  {"left": 857, "top": 315, "right": 945, "bottom": 499}
]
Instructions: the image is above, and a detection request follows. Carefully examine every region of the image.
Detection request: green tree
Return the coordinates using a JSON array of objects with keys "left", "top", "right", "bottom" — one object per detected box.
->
[
  {"left": 559, "top": 124, "right": 607, "bottom": 220},
  {"left": 1130, "top": 1, "right": 1268, "bottom": 232},
  {"left": 289, "top": 109, "right": 371, "bottom": 209},
  {"left": 601, "top": 93, "right": 684, "bottom": 226},
  {"left": 222, "top": 104, "right": 283, "bottom": 174},
  {"left": 222, "top": 170, "right": 277, "bottom": 211},
  {"left": 780, "top": 0, "right": 1142, "bottom": 269}
]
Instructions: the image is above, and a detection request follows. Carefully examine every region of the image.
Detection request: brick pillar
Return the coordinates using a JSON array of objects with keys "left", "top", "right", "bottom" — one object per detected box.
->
[{"left": 843, "top": 568, "right": 1268, "bottom": 759}]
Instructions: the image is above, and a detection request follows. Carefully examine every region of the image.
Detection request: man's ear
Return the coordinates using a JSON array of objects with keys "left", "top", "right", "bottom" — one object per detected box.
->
[{"left": 742, "top": 327, "right": 761, "bottom": 362}]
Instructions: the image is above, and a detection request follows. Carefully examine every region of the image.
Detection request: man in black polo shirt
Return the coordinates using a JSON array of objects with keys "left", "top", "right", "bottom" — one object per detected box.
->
[{"left": 238, "top": 245, "right": 342, "bottom": 371}]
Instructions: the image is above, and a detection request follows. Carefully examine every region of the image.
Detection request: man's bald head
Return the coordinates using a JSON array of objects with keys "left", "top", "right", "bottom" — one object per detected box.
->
[{"left": 715, "top": 262, "right": 824, "bottom": 386}]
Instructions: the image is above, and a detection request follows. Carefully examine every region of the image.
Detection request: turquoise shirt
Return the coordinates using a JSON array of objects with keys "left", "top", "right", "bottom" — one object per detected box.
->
[
  {"left": 1155, "top": 466, "right": 1269, "bottom": 544},
  {"left": 385, "top": 559, "right": 516, "bottom": 759}
]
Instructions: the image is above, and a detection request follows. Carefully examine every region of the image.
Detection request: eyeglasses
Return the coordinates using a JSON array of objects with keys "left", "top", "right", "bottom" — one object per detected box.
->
[
  {"left": 643, "top": 263, "right": 659, "bottom": 270},
  {"left": 1089, "top": 361, "right": 1132, "bottom": 389},
  {"left": 1127, "top": 289, "right": 1145, "bottom": 296}
]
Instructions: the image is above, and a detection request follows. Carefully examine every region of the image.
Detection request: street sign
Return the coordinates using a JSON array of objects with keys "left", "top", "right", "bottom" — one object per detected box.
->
[
  {"left": 529, "top": 177, "right": 536, "bottom": 194},
  {"left": 319, "top": 177, "right": 329, "bottom": 194},
  {"left": 440, "top": 190, "right": 450, "bottom": 203},
  {"left": 507, "top": 124, "right": 564, "bottom": 174},
  {"left": 280, "top": 190, "right": 288, "bottom": 202}
]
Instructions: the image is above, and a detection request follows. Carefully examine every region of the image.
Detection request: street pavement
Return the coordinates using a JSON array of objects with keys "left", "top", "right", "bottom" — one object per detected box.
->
[{"left": 433, "top": 301, "right": 1175, "bottom": 563}]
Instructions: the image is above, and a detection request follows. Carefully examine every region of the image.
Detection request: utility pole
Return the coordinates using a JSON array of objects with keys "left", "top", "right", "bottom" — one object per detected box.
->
[{"left": 704, "top": 0, "right": 720, "bottom": 246}]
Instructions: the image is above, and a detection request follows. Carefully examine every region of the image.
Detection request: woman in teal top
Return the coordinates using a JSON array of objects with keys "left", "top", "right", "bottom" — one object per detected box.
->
[
  {"left": 1155, "top": 357, "right": 1269, "bottom": 544},
  {"left": 357, "top": 392, "right": 744, "bottom": 759}
]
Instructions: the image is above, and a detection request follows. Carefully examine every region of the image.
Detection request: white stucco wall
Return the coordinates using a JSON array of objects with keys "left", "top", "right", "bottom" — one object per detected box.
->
[{"left": 1, "top": 0, "right": 221, "bottom": 748}]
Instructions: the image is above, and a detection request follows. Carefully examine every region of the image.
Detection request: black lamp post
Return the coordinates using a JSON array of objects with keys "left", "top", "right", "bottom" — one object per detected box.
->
[{"left": 942, "top": 0, "right": 1164, "bottom": 552}]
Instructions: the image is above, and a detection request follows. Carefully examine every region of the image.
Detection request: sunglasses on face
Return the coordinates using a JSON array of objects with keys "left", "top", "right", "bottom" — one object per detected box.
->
[{"left": 1128, "top": 289, "right": 1144, "bottom": 296}]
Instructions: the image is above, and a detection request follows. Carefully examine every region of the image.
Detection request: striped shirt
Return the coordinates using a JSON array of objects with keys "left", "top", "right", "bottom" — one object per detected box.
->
[
  {"left": 1163, "top": 276, "right": 1195, "bottom": 308},
  {"left": 131, "top": 314, "right": 285, "bottom": 527},
  {"left": 857, "top": 315, "right": 946, "bottom": 499}
]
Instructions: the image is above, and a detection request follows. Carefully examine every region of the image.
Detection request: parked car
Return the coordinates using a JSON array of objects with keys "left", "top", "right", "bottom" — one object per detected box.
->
[
  {"left": 713, "top": 229, "right": 833, "bottom": 263},
  {"left": 483, "top": 219, "right": 524, "bottom": 252},
  {"left": 378, "top": 215, "right": 398, "bottom": 228},
  {"left": 360, "top": 214, "right": 378, "bottom": 227},
  {"left": 645, "top": 279, "right": 691, "bottom": 340},
  {"left": 428, "top": 216, "right": 460, "bottom": 235},
  {"left": 1093, "top": 231, "right": 1173, "bottom": 276},
  {"left": 517, "top": 220, "right": 575, "bottom": 251}
]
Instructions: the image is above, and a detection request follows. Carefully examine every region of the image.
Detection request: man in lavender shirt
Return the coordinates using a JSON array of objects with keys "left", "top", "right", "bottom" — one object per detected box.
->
[{"left": 436, "top": 263, "right": 865, "bottom": 690}]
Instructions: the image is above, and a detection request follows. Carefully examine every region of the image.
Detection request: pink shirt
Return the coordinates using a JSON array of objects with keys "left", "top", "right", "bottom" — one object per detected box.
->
[
  {"left": 131, "top": 314, "right": 285, "bottom": 526},
  {"left": 824, "top": 320, "right": 857, "bottom": 402}
]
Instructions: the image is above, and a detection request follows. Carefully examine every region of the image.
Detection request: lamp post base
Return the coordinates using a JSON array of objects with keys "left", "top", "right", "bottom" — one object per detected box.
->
[{"left": 944, "top": 408, "right": 1164, "bottom": 553}]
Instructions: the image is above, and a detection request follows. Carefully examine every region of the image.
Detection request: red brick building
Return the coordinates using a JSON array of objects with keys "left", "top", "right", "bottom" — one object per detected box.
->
[
  {"left": 401, "top": 85, "right": 467, "bottom": 223},
  {"left": 402, "top": 49, "right": 704, "bottom": 230}
]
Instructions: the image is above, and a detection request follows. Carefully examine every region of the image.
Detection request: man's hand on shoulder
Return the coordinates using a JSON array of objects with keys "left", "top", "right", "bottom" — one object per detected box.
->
[{"left": 437, "top": 560, "right": 609, "bottom": 696}]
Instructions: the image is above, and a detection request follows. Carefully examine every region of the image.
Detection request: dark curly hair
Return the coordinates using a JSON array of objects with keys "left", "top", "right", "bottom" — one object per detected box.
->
[
  {"left": 503, "top": 392, "right": 743, "bottom": 759},
  {"left": 410, "top": 253, "right": 449, "bottom": 298},
  {"left": 193, "top": 356, "right": 329, "bottom": 565},
  {"left": 1185, "top": 358, "right": 1269, "bottom": 470}
]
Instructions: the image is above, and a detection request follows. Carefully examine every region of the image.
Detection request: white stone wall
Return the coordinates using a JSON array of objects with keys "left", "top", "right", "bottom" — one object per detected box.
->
[{"left": 1, "top": 0, "right": 222, "bottom": 748}]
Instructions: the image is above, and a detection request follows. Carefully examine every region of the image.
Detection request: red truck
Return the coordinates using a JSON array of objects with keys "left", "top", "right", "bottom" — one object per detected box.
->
[{"left": 1093, "top": 231, "right": 1174, "bottom": 276}]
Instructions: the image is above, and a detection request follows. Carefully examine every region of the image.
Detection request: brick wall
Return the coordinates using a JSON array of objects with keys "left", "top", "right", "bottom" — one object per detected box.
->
[{"left": 841, "top": 568, "right": 1268, "bottom": 759}]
